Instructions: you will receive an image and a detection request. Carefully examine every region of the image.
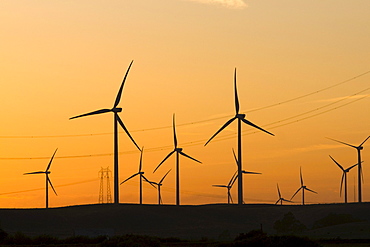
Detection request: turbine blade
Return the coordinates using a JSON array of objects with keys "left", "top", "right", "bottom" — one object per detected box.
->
[
  {"left": 204, "top": 117, "right": 236, "bottom": 146},
  {"left": 230, "top": 192, "right": 234, "bottom": 204},
  {"left": 359, "top": 135, "right": 370, "bottom": 147},
  {"left": 329, "top": 155, "right": 344, "bottom": 171},
  {"left": 159, "top": 169, "right": 171, "bottom": 184},
  {"left": 138, "top": 147, "right": 144, "bottom": 172},
  {"left": 347, "top": 162, "right": 359, "bottom": 171},
  {"left": 230, "top": 173, "right": 238, "bottom": 187},
  {"left": 179, "top": 151, "right": 202, "bottom": 164},
  {"left": 212, "top": 185, "right": 228, "bottom": 188},
  {"left": 232, "top": 148, "right": 239, "bottom": 167},
  {"left": 242, "top": 171, "right": 261, "bottom": 175},
  {"left": 47, "top": 176, "right": 58, "bottom": 196},
  {"left": 173, "top": 114, "right": 177, "bottom": 148},
  {"left": 24, "top": 171, "right": 45, "bottom": 175},
  {"left": 241, "top": 118, "right": 274, "bottom": 136},
  {"left": 113, "top": 60, "right": 133, "bottom": 108},
  {"left": 327, "top": 137, "right": 357, "bottom": 149},
  {"left": 305, "top": 187, "right": 318, "bottom": 194},
  {"left": 300, "top": 167, "right": 303, "bottom": 186},
  {"left": 153, "top": 151, "right": 175, "bottom": 173},
  {"left": 120, "top": 173, "right": 139, "bottom": 185},
  {"left": 116, "top": 115, "right": 141, "bottom": 151},
  {"left": 228, "top": 171, "right": 238, "bottom": 186},
  {"left": 275, "top": 199, "right": 280, "bottom": 205},
  {"left": 234, "top": 68, "right": 239, "bottom": 115},
  {"left": 277, "top": 183, "right": 281, "bottom": 198},
  {"left": 291, "top": 187, "right": 302, "bottom": 200},
  {"left": 142, "top": 175, "right": 156, "bottom": 188},
  {"left": 282, "top": 198, "right": 293, "bottom": 203},
  {"left": 70, "top": 109, "right": 111, "bottom": 120},
  {"left": 46, "top": 148, "right": 58, "bottom": 172}
]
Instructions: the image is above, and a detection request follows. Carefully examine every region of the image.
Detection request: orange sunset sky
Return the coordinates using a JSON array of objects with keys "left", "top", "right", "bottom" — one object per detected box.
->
[{"left": 0, "top": 0, "right": 369, "bottom": 208}]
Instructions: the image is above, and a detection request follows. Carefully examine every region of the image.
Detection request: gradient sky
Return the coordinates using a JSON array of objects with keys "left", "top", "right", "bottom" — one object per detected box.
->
[{"left": 1, "top": 0, "right": 369, "bottom": 208}]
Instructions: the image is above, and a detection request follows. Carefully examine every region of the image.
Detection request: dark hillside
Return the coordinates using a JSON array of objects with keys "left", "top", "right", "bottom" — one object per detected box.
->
[{"left": 0, "top": 203, "right": 369, "bottom": 240}]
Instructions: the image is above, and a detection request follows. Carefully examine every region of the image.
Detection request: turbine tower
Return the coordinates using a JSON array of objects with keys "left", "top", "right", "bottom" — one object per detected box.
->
[
  {"left": 120, "top": 147, "right": 154, "bottom": 204},
  {"left": 24, "top": 149, "right": 58, "bottom": 209},
  {"left": 70, "top": 61, "right": 140, "bottom": 204},
  {"left": 205, "top": 68, "right": 274, "bottom": 205},
  {"left": 329, "top": 155, "right": 359, "bottom": 203},
  {"left": 291, "top": 167, "right": 317, "bottom": 205},
  {"left": 328, "top": 136, "right": 369, "bottom": 203},
  {"left": 154, "top": 114, "right": 201, "bottom": 206}
]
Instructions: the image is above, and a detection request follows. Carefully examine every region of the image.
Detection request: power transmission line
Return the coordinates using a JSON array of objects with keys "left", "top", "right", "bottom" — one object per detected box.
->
[
  {"left": 1, "top": 69, "right": 369, "bottom": 139},
  {"left": 1, "top": 89, "right": 368, "bottom": 160}
]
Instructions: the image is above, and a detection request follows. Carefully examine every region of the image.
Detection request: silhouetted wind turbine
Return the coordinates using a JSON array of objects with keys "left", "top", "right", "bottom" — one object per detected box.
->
[
  {"left": 24, "top": 149, "right": 58, "bottom": 209},
  {"left": 275, "top": 183, "right": 293, "bottom": 205},
  {"left": 329, "top": 155, "right": 359, "bottom": 203},
  {"left": 291, "top": 167, "right": 317, "bottom": 205},
  {"left": 327, "top": 136, "right": 369, "bottom": 203},
  {"left": 212, "top": 171, "right": 237, "bottom": 204},
  {"left": 70, "top": 61, "right": 140, "bottom": 204},
  {"left": 154, "top": 114, "right": 202, "bottom": 205},
  {"left": 146, "top": 170, "right": 171, "bottom": 205},
  {"left": 205, "top": 69, "right": 274, "bottom": 205},
  {"left": 120, "top": 147, "right": 154, "bottom": 204}
]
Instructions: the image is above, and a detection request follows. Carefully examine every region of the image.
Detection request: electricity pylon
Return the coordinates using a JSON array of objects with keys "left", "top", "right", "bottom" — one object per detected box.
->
[{"left": 99, "top": 167, "right": 112, "bottom": 204}]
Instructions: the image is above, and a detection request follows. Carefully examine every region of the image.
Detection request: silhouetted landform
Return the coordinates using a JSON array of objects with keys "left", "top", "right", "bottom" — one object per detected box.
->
[
  {"left": 0, "top": 229, "right": 325, "bottom": 246},
  {"left": 0, "top": 203, "right": 370, "bottom": 241}
]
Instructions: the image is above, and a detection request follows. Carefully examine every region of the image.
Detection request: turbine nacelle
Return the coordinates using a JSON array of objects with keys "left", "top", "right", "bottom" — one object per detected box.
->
[
  {"left": 112, "top": 107, "right": 122, "bottom": 113},
  {"left": 175, "top": 148, "right": 183, "bottom": 152},
  {"left": 236, "top": 113, "right": 246, "bottom": 119}
]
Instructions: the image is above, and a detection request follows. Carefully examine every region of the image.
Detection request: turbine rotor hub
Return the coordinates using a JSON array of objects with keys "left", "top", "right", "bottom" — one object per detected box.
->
[
  {"left": 112, "top": 107, "right": 122, "bottom": 113},
  {"left": 175, "top": 148, "right": 183, "bottom": 152}
]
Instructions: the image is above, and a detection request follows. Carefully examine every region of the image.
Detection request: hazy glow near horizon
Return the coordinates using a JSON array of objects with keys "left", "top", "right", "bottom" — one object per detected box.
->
[
  {"left": 0, "top": 0, "right": 369, "bottom": 208},
  {"left": 186, "top": 0, "right": 248, "bottom": 9}
]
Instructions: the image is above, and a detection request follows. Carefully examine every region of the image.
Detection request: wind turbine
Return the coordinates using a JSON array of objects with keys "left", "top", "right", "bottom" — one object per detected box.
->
[
  {"left": 275, "top": 183, "right": 293, "bottom": 205},
  {"left": 70, "top": 60, "right": 140, "bottom": 204},
  {"left": 204, "top": 68, "right": 274, "bottom": 205},
  {"left": 327, "top": 136, "right": 369, "bottom": 203},
  {"left": 291, "top": 167, "right": 317, "bottom": 205},
  {"left": 232, "top": 148, "right": 262, "bottom": 204},
  {"left": 153, "top": 114, "right": 202, "bottom": 205},
  {"left": 24, "top": 149, "right": 58, "bottom": 209},
  {"left": 120, "top": 147, "right": 154, "bottom": 204},
  {"left": 329, "top": 155, "right": 359, "bottom": 203},
  {"left": 145, "top": 170, "right": 171, "bottom": 205},
  {"left": 212, "top": 171, "right": 237, "bottom": 204}
]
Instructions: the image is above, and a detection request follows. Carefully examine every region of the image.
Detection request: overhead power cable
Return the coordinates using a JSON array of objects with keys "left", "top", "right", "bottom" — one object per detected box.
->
[
  {"left": 0, "top": 179, "right": 97, "bottom": 195},
  {"left": 1, "top": 88, "right": 368, "bottom": 160},
  {"left": 1, "top": 69, "right": 369, "bottom": 139}
]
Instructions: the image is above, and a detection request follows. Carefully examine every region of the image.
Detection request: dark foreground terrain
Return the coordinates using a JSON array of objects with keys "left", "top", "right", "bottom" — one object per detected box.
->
[{"left": 0, "top": 203, "right": 369, "bottom": 245}]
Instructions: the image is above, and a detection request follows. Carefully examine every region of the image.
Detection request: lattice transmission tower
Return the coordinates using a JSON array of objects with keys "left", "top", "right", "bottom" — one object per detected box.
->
[{"left": 99, "top": 167, "right": 112, "bottom": 204}]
